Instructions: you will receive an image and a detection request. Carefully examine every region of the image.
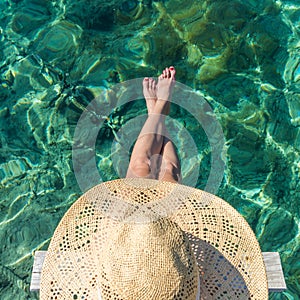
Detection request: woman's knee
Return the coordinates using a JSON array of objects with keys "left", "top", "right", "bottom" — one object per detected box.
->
[
  {"left": 160, "top": 161, "right": 180, "bottom": 181},
  {"left": 128, "top": 158, "right": 151, "bottom": 177}
]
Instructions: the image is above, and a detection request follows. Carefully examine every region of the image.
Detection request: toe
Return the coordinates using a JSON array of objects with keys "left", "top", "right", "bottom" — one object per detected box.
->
[
  {"left": 148, "top": 77, "right": 154, "bottom": 89},
  {"left": 148, "top": 78, "right": 153, "bottom": 90},
  {"left": 143, "top": 77, "right": 149, "bottom": 89},
  {"left": 169, "top": 66, "right": 176, "bottom": 80},
  {"left": 151, "top": 78, "right": 156, "bottom": 90},
  {"left": 165, "top": 67, "right": 169, "bottom": 78}
]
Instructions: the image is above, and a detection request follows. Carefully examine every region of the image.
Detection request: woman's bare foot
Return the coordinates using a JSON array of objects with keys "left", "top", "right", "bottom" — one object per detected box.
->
[
  {"left": 155, "top": 66, "right": 176, "bottom": 115},
  {"left": 143, "top": 77, "right": 157, "bottom": 114}
]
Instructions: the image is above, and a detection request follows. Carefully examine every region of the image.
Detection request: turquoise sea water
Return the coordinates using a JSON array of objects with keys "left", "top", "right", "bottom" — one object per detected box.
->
[{"left": 0, "top": 0, "right": 299, "bottom": 299}]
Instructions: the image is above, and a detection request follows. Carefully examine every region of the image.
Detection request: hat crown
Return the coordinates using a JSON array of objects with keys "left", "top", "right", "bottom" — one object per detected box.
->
[{"left": 98, "top": 218, "right": 199, "bottom": 300}]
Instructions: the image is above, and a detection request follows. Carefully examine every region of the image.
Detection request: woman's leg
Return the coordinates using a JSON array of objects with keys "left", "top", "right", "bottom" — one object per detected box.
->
[
  {"left": 126, "top": 77, "right": 167, "bottom": 179},
  {"left": 156, "top": 67, "right": 181, "bottom": 183},
  {"left": 126, "top": 67, "right": 181, "bottom": 183},
  {"left": 158, "top": 137, "right": 181, "bottom": 183}
]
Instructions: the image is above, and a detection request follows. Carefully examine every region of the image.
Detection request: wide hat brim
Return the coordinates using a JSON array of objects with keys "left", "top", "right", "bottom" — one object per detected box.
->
[{"left": 40, "top": 178, "right": 268, "bottom": 299}]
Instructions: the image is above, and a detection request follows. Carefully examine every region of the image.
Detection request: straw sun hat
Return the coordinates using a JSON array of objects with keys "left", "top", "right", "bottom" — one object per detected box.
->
[{"left": 40, "top": 178, "right": 268, "bottom": 299}]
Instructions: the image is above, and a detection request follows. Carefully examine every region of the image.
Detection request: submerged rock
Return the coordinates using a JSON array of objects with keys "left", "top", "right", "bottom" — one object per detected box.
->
[
  {"left": 116, "top": 0, "right": 145, "bottom": 24},
  {"left": 284, "top": 55, "right": 300, "bottom": 85},
  {"left": 33, "top": 21, "right": 82, "bottom": 71},
  {"left": 258, "top": 208, "right": 298, "bottom": 251},
  {"left": 63, "top": 0, "right": 117, "bottom": 31},
  {"left": 206, "top": 1, "right": 256, "bottom": 33},
  {"left": 285, "top": 91, "right": 300, "bottom": 127},
  {"left": 143, "top": 18, "right": 188, "bottom": 69},
  {"left": 10, "top": 7, "right": 50, "bottom": 37}
]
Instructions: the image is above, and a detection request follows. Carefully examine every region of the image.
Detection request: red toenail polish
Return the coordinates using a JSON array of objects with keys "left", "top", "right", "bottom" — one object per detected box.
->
[{"left": 170, "top": 67, "right": 174, "bottom": 70}]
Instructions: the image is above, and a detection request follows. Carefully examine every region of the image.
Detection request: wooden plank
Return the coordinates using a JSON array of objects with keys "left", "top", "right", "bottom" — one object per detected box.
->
[
  {"left": 263, "top": 252, "right": 287, "bottom": 292},
  {"left": 30, "top": 251, "right": 286, "bottom": 292},
  {"left": 30, "top": 251, "right": 47, "bottom": 292}
]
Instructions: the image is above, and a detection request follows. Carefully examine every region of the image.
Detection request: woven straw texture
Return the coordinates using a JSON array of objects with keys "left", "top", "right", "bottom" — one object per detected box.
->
[
  {"left": 40, "top": 178, "right": 268, "bottom": 300},
  {"left": 97, "top": 218, "right": 200, "bottom": 299}
]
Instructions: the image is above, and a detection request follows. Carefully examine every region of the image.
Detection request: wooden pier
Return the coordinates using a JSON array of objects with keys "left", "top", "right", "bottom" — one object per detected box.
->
[{"left": 30, "top": 251, "right": 286, "bottom": 293}]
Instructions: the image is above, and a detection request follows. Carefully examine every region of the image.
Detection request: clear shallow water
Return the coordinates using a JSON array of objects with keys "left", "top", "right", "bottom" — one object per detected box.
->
[{"left": 0, "top": 0, "right": 299, "bottom": 299}]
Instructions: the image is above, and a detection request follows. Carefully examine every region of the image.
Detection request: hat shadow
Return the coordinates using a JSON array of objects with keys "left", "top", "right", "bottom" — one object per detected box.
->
[{"left": 188, "top": 234, "right": 251, "bottom": 299}]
